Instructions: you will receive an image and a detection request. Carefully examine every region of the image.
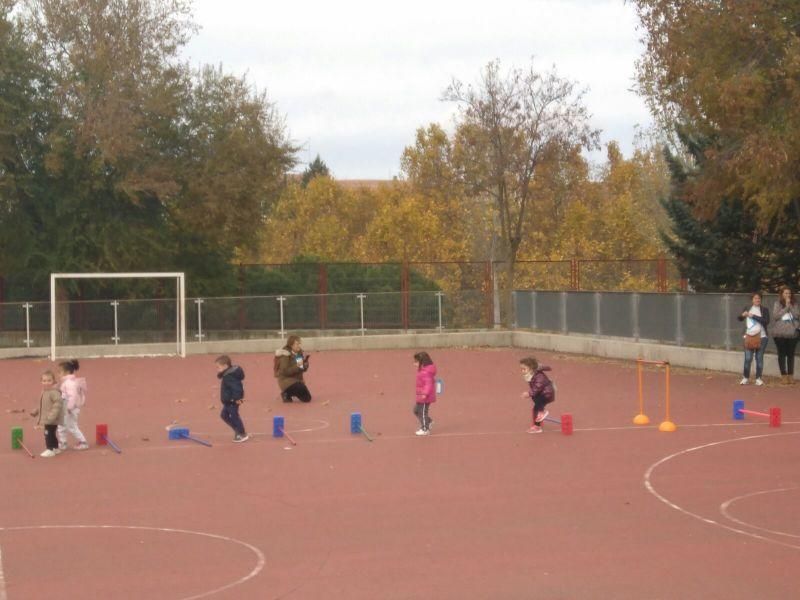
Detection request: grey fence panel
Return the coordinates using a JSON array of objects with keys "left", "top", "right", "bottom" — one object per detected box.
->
[
  {"left": 630, "top": 293, "right": 677, "bottom": 343},
  {"left": 680, "top": 294, "right": 727, "bottom": 348},
  {"left": 598, "top": 292, "right": 635, "bottom": 338},
  {"left": 565, "top": 293, "right": 595, "bottom": 334},
  {"left": 514, "top": 291, "right": 533, "bottom": 329},
  {"left": 535, "top": 292, "right": 563, "bottom": 332}
]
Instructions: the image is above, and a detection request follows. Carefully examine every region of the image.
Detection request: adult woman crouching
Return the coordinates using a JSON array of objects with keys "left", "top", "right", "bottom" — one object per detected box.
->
[
  {"left": 737, "top": 292, "right": 770, "bottom": 386},
  {"left": 274, "top": 335, "right": 312, "bottom": 402},
  {"left": 771, "top": 286, "right": 799, "bottom": 385}
]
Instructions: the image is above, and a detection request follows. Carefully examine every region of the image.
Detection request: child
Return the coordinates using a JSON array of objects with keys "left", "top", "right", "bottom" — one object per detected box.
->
[
  {"left": 520, "top": 357, "right": 555, "bottom": 434},
  {"left": 413, "top": 351, "right": 437, "bottom": 436},
  {"left": 31, "top": 370, "right": 64, "bottom": 458},
  {"left": 216, "top": 355, "right": 249, "bottom": 443},
  {"left": 274, "top": 335, "right": 312, "bottom": 403},
  {"left": 57, "top": 359, "right": 89, "bottom": 450}
]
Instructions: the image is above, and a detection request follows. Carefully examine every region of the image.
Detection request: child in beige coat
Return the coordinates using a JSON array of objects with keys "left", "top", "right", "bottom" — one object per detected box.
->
[{"left": 31, "top": 370, "right": 64, "bottom": 458}]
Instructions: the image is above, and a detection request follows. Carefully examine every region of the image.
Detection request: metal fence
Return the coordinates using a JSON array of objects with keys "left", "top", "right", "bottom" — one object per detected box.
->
[
  {"left": 513, "top": 290, "right": 785, "bottom": 352},
  {"left": 0, "top": 290, "right": 492, "bottom": 350}
]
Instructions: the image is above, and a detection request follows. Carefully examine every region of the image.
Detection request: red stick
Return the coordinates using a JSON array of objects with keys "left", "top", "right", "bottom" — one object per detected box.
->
[
  {"left": 279, "top": 427, "right": 297, "bottom": 446},
  {"left": 18, "top": 440, "right": 35, "bottom": 458},
  {"left": 739, "top": 409, "right": 770, "bottom": 418}
]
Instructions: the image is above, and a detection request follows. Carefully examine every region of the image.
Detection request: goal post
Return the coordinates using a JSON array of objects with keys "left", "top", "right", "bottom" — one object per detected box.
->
[{"left": 50, "top": 272, "right": 186, "bottom": 359}]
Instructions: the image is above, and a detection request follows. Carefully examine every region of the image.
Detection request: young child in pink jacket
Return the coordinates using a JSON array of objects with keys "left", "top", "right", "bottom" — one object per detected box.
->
[
  {"left": 413, "top": 351, "right": 437, "bottom": 436},
  {"left": 57, "top": 359, "right": 89, "bottom": 450}
]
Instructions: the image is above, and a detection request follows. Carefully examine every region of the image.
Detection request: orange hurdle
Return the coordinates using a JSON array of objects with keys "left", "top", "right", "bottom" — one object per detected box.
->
[{"left": 634, "top": 359, "right": 676, "bottom": 432}]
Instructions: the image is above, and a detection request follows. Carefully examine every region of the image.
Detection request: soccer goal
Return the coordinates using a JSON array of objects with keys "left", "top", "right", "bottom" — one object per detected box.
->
[{"left": 50, "top": 272, "right": 186, "bottom": 359}]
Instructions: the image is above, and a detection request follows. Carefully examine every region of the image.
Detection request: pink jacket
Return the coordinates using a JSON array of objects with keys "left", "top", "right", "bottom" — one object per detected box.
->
[
  {"left": 415, "top": 364, "right": 437, "bottom": 404},
  {"left": 61, "top": 374, "right": 87, "bottom": 411}
]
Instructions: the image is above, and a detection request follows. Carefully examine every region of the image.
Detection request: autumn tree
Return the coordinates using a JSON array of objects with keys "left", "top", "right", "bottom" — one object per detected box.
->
[
  {"left": 632, "top": 0, "right": 800, "bottom": 226},
  {"left": 444, "top": 60, "right": 599, "bottom": 321},
  {"left": 1, "top": 1, "right": 295, "bottom": 296}
]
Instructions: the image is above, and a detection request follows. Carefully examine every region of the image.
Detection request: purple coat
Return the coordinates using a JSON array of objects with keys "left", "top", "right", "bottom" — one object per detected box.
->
[
  {"left": 415, "top": 364, "right": 437, "bottom": 404},
  {"left": 528, "top": 366, "right": 555, "bottom": 403}
]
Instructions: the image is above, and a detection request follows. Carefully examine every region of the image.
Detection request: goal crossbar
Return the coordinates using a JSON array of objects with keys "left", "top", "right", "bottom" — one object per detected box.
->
[{"left": 50, "top": 272, "right": 187, "bottom": 359}]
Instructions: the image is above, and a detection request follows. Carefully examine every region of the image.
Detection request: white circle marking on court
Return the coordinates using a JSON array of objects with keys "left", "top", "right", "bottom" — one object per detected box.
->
[
  {"left": 643, "top": 431, "right": 800, "bottom": 551},
  {"left": 720, "top": 487, "right": 800, "bottom": 539},
  {"left": 0, "top": 524, "right": 265, "bottom": 599}
]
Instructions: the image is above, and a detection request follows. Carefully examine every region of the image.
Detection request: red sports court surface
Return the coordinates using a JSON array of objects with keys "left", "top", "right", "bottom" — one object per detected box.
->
[{"left": 1, "top": 348, "right": 798, "bottom": 599}]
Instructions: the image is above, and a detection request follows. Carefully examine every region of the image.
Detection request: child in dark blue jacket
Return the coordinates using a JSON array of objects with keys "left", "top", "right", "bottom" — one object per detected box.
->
[{"left": 216, "top": 355, "right": 248, "bottom": 443}]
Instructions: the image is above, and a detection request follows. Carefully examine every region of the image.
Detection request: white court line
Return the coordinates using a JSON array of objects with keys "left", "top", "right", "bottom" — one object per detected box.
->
[
  {"left": 0, "top": 539, "right": 7, "bottom": 600},
  {"left": 720, "top": 487, "right": 800, "bottom": 539},
  {"left": 0, "top": 525, "right": 265, "bottom": 600},
  {"left": 643, "top": 430, "right": 800, "bottom": 551}
]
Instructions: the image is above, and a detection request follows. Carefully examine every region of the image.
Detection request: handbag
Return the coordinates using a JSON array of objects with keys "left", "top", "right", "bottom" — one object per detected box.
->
[{"left": 744, "top": 334, "right": 762, "bottom": 350}]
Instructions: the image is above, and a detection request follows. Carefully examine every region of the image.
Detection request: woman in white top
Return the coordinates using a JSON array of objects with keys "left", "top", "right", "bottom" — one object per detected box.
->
[
  {"left": 770, "top": 286, "right": 799, "bottom": 385},
  {"left": 737, "top": 292, "right": 770, "bottom": 385}
]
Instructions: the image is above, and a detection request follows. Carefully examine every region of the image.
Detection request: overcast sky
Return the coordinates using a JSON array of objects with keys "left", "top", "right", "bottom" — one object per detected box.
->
[{"left": 183, "top": 0, "right": 652, "bottom": 180}]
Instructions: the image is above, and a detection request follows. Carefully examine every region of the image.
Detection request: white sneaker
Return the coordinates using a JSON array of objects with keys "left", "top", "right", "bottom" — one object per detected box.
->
[
  {"left": 415, "top": 429, "right": 430, "bottom": 436},
  {"left": 739, "top": 378, "right": 749, "bottom": 385},
  {"left": 74, "top": 442, "right": 89, "bottom": 451},
  {"left": 58, "top": 443, "right": 67, "bottom": 450},
  {"left": 755, "top": 378, "right": 764, "bottom": 386},
  {"left": 536, "top": 410, "right": 549, "bottom": 424},
  {"left": 40, "top": 449, "right": 56, "bottom": 458}
]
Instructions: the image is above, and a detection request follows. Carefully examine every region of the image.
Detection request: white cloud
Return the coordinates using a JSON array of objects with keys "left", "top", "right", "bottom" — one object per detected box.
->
[{"left": 183, "top": 0, "right": 652, "bottom": 178}]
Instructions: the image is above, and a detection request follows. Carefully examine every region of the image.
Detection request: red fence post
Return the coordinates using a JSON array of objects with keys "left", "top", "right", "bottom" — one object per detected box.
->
[{"left": 657, "top": 258, "right": 667, "bottom": 292}]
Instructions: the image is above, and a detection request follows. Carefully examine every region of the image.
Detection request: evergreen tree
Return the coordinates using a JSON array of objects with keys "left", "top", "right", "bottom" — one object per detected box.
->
[
  {"left": 301, "top": 154, "right": 330, "bottom": 187},
  {"left": 661, "top": 129, "right": 800, "bottom": 292}
]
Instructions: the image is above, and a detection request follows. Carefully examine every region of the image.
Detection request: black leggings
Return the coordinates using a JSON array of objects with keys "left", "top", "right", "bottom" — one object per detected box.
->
[
  {"left": 774, "top": 337, "right": 798, "bottom": 376},
  {"left": 283, "top": 382, "right": 312, "bottom": 402},
  {"left": 44, "top": 424, "right": 58, "bottom": 450}
]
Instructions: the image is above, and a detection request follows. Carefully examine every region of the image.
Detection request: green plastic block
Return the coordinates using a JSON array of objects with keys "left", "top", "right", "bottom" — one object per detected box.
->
[{"left": 11, "top": 426, "right": 23, "bottom": 450}]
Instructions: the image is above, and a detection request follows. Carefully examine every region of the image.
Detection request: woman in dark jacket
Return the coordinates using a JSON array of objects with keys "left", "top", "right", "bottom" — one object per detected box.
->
[
  {"left": 770, "top": 286, "right": 799, "bottom": 385},
  {"left": 737, "top": 292, "right": 770, "bottom": 386}
]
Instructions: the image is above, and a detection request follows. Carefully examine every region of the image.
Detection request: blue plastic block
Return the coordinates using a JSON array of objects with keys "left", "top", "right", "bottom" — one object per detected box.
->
[
  {"left": 733, "top": 399, "right": 745, "bottom": 420},
  {"left": 168, "top": 427, "right": 189, "bottom": 440},
  {"left": 273, "top": 416, "right": 285, "bottom": 438},
  {"left": 350, "top": 412, "right": 362, "bottom": 434}
]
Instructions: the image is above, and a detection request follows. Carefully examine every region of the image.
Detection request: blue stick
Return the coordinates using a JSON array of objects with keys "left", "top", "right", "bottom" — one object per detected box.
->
[
  {"left": 182, "top": 433, "right": 213, "bottom": 447},
  {"left": 103, "top": 435, "right": 122, "bottom": 454}
]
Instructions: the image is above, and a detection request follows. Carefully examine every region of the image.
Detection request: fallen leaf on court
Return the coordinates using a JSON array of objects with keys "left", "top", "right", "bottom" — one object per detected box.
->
[
  {"left": 321, "top": 400, "right": 330, "bottom": 406},
  {"left": 5, "top": 408, "right": 25, "bottom": 413},
  {"left": 175, "top": 398, "right": 187, "bottom": 403},
  {"left": 208, "top": 405, "right": 215, "bottom": 410},
  {"left": 141, "top": 436, "right": 150, "bottom": 441}
]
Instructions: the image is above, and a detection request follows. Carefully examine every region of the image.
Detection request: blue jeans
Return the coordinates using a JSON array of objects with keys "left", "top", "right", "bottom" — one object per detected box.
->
[
  {"left": 743, "top": 337, "right": 769, "bottom": 379},
  {"left": 220, "top": 402, "right": 246, "bottom": 436}
]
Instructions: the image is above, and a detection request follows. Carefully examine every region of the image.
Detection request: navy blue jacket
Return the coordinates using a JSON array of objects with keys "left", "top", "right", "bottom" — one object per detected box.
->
[{"left": 218, "top": 365, "right": 245, "bottom": 404}]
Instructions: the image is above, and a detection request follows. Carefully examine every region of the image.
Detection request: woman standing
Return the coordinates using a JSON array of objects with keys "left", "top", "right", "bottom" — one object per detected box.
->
[
  {"left": 770, "top": 286, "right": 799, "bottom": 385},
  {"left": 737, "top": 292, "right": 770, "bottom": 386}
]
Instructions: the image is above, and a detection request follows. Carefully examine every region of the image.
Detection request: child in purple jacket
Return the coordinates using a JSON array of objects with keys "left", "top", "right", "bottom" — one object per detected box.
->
[
  {"left": 520, "top": 357, "right": 555, "bottom": 434},
  {"left": 413, "top": 351, "right": 437, "bottom": 436}
]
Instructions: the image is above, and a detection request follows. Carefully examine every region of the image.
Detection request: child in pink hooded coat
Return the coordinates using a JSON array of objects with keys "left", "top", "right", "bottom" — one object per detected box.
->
[
  {"left": 57, "top": 359, "right": 89, "bottom": 450},
  {"left": 413, "top": 351, "right": 437, "bottom": 436}
]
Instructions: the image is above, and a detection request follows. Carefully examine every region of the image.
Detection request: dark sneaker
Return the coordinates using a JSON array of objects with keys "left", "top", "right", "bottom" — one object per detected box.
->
[
  {"left": 233, "top": 434, "right": 249, "bottom": 443},
  {"left": 281, "top": 392, "right": 292, "bottom": 402}
]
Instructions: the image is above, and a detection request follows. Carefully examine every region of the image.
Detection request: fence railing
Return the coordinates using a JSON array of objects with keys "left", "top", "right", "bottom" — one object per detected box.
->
[
  {"left": 0, "top": 258, "right": 685, "bottom": 304},
  {"left": 513, "top": 290, "right": 785, "bottom": 352},
  {"left": 0, "top": 290, "right": 491, "bottom": 350}
]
